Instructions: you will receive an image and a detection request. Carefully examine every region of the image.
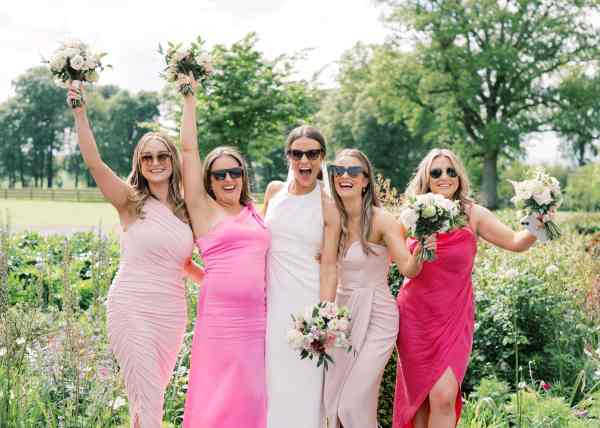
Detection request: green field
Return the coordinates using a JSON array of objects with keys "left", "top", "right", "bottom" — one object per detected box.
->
[{"left": 1, "top": 199, "right": 119, "bottom": 234}]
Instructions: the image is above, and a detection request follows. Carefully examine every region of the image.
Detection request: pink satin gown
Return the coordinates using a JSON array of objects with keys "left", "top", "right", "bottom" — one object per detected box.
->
[
  {"left": 107, "top": 197, "right": 193, "bottom": 428},
  {"left": 183, "top": 204, "right": 269, "bottom": 428},
  {"left": 393, "top": 227, "right": 477, "bottom": 428}
]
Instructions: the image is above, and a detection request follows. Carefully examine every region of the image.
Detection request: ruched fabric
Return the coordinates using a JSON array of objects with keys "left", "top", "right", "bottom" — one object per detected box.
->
[
  {"left": 183, "top": 204, "right": 269, "bottom": 428},
  {"left": 324, "top": 242, "right": 399, "bottom": 428},
  {"left": 393, "top": 228, "right": 477, "bottom": 428},
  {"left": 107, "top": 198, "right": 193, "bottom": 428}
]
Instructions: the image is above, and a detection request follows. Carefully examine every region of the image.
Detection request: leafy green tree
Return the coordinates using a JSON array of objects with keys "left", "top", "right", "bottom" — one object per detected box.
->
[
  {"left": 317, "top": 43, "right": 434, "bottom": 190},
  {"left": 552, "top": 68, "right": 600, "bottom": 166},
  {"left": 11, "top": 67, "right": 69, "bottom": 187},
  {"left": 0, "top": 100, "right": 30, "bottom": 188},
  {"left": 166, "top": 33, "right": 319, "bottom": 190},
  {"left": 377, "top": 0, "right": 600, "bottom": 207}
]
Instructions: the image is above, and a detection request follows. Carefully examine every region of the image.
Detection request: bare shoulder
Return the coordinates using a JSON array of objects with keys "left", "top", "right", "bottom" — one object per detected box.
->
[
  {"left": 321, "top": 192, "right": 341, "bottom": 226},
  {"left": 374, "top": 206, "right": 396, "bottom": 226},
  {"left": 264, "top": 180, "right": 285, "bottom": 203}
]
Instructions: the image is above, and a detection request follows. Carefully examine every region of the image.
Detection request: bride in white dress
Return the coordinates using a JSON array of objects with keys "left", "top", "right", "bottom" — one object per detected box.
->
[{"left": 262, "top": 125, "right": 340, "bottom": 428}]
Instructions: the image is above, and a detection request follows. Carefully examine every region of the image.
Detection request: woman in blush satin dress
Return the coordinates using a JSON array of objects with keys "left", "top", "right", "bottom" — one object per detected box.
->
[
  {"left": 261, "top": 125, "right": 340, "bottom": 428},
  {"left": 322, "top": 149, "right": 432, "bottom": 428},
  {"left": 393, "top": 148, "right": 548, "bottom": 428},
  {"left": 66, "top": 86, "right": 202, "bottom": 428},
  {"left": 180, "top": 78, "right": 269, "bottom": 428}
]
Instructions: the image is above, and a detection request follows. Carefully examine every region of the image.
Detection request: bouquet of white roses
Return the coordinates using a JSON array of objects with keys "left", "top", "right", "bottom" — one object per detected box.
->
[
  {"left": 510, "top": 168, "right": 562, "bottom": 241},
  {"left": 287, "top": 301, "right": 352, "bottom": 370},
  {"left": 400, "top": 193, "right": 462, "bottom": 262},
  {"left": 44, "top": 38, "right": 109, "bottom": 108},
  {"left": 159, "top": 36, "right": 213, "bottom": 96}
]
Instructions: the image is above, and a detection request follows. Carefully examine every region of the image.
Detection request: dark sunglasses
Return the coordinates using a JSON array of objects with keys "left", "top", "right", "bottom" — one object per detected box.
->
[
  {"left": 286, "top": 148, "right": 323, "bottom": 161},
  {"left": 140, "top": 152, "right": 171, "bottom": 164},
  {"left": 210, "top": 167, "right": 244, "bottom": 181},
  {"left": 430, "top": 167, "right": 458, "bottom": 179},
  {"left": 330, "top": 165, "right": 366, "bottom": 178}
]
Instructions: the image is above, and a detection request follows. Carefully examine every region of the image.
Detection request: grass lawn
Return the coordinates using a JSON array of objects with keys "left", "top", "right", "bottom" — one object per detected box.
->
[
  {"left": 1, "top": 199, "right": 265, "bottom": 235},
  {"left": 1, "top": 199, "right": 119, "bottom": 234}
]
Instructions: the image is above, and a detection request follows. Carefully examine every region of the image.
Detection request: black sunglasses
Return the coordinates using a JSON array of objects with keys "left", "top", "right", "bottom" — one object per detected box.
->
[
  {"left": 430, "top": 167, "right": 458, "bottom": 179},
  {"left": 287, "top": 148, "right": 323, "bottom": 161},
  {"left": 210, "top": 167, "right": 244, "bottom": 181},
  {"left": 330, "top": 165, "right": 366, "bottom": 178}
]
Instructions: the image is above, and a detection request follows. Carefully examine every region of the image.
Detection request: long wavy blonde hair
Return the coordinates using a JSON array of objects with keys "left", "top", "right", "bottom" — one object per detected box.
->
[
  {"left": 329, "top": 148, "right": 381, "bottom": 259},
  {"left": 127, "top": 132, "right": 187, "bottom": 221},
  {"left": 405, "top": 148, "right": 473, "bottom": 212}
]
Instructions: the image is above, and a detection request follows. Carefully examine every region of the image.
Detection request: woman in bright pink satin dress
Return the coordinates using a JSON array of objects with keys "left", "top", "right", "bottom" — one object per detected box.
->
[
  {"left": 179, "top": 78, "right": 269, "bottom": 428},
  {"left": 393, "top": 148, "right": 547, "bottom": 428}
]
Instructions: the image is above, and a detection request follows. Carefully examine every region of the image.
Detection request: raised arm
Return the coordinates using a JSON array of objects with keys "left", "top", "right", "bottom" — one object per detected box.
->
[
  {"left": 180, "top": 84, "right": 215, "bottom": 235},
  {"left": 471, "top": 204, "right": 536, "bottom": 252},
  {"left": 68, "top": 86, "right": 130, "bottom": 211},
  {"left": 319, "top": 193, "right": 341, "bottom": 302},
  {"left": 379, "top": 210, "right": 424, "bottom": 278}
]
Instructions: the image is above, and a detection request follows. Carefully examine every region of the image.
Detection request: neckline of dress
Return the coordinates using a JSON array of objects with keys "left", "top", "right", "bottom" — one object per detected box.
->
[
  {"left": 285, "top": 181, "right": 320, "bottom": 199},
  {"left": 345, "top": 240, "right": 387, "bottom": 257},
  {"left": 148, "top": 197, "right": 189, "bottom": 227},
  {"left": 196, "top": 204, "right": 251, "bottom": 242}
]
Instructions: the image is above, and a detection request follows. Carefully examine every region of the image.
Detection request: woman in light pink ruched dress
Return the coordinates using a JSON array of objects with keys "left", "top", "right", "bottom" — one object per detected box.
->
[
  {"left": 67, "top": 86, "right": 204, "bottom": 428},
  {"left": 323, "top": 149, "right": 430, "bottom": 428},
  {"left": 393, "top": 148, "right": 546, "bottom": 428},
  {"left": 179, "top": 78, "right": 269, "bottom": 428}
]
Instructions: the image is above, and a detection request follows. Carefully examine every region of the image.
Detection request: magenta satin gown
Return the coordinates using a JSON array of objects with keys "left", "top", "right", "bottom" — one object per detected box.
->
[
  {"left": 107, "top": 198, "right": 193, "bottom": 428},
  {"left": 393, "top": 227, "right": 477, "bottom": 428},
  {"left": 183, "top": 204, "right": 269, "bottom": 428}
]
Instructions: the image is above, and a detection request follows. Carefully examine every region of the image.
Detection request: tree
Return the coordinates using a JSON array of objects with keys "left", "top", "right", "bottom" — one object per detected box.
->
[
  {"left": 552, "top": 68, "right": 600, "bottom": 166},
  {"left": 168, "top": 32, "right": 319, "bottom": 190},
  {"left": 377, "top": 0, "right": 600, "bottom": 207},
  {"left": 11, "top": 67, "right": 68, "bottom": 187},
  {"left": 316, "top": 43, "right": 435, "bottom": 190}
]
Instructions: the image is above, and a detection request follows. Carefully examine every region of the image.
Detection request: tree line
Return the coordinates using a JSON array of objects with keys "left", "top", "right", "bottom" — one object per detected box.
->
[{"left": 1, "top": 1, "right": 600, "bottom": 208}]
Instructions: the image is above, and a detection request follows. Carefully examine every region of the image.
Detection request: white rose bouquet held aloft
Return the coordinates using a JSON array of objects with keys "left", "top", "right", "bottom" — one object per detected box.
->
[
  {"left": 287, "top": 301, "right": 353, "bottom": 370},
  {"left": 510, "top": 168, "right": 562, "bottom": 241},
  {"left": 159, "top": 36, "right": 213, "bottom": 96},
  {"left": 400, "top": 193, "right": 463, "bottom": 262},
  {"left": 44, "top": 38, "right": 110, "bottom": 108}
]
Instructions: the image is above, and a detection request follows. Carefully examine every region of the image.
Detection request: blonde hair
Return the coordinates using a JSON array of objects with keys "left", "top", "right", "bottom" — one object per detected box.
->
[
  {"left": 405, "top": 148, "right": 473, "bottom": 211},
  {"left": 329, "top": 148, "right": 381, "bottom": 259},
  {"left": 203, "top": 146, "right": 253, "bottom": 206},
  {"left": 127, "top": 132, "right": 188, "bottom": 221}
]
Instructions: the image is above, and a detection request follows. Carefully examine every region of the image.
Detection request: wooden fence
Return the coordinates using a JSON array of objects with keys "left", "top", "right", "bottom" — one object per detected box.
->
[
  {"left": 1, "top": 188, "right": 265, "bottom": 204},
  {"left": 0, "top": 188, "right": 106, "bottom": 202}
]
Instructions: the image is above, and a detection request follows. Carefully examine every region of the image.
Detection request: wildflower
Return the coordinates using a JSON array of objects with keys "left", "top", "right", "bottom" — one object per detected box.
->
[
  {"left": 112, "top": 396, "right": 127, "bottom": 410},
  {"left": 0, "top": 347, "right": 6, "bottom": 356},
  {"left": 545, "top": 264, "right": 559, "bottom": 275},
  {"left": 16, "top": 337, "right": 25, "bottom": 346},
  {"left": 540, "top": 380, "right": 551, "bottom": 391}
]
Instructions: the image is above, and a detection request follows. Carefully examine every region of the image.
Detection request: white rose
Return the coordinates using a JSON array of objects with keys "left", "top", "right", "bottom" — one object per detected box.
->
[
  {"left": 175, "top": 50, "right": 189, "bottom": 62},
  {"left": 532, "top": 188, "right": 553, "bottom": 206},
  {"left": 63, "top": 47, "right": 80, "bottom": 59},
  {"left": 84, "top": 57, "right": 97, "bottom": 70},
  {"left": 400, "top": 208, "right": 418, "bottom": 230},
  {"left": 70, "top": 55, "right": 85, "bottom": 70},
  {"left": 287, "top": 330, "right": 305, "bottom": 350},
  {"left": 50, "top": 54, "right": 67, "bottom": 71}
]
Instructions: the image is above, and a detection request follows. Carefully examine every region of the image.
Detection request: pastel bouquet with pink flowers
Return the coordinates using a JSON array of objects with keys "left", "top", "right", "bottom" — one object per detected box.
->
[
  {"left": 510, "top": 168, "right": 562, "bottom": 241},
  {"left": 287, "top": 301, "right": 352, "bottom": 370},
  {"left": 159, "top": 36, "right": 213, "bottom": 96},
  {"left": 44, "top": 38, "right": 110, "bottom": 108}
]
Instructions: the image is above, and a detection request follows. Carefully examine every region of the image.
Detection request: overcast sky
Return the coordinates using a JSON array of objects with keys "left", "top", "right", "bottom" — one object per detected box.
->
[{"left": 1, "top": 0, "right": 563, "bottom": 164}]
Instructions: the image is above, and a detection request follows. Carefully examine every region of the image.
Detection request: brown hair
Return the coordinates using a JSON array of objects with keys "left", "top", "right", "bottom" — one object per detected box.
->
[
  {"left": 329, "top": 148, "right": 381, "bottom": 259},
  {"left": 203, "top": 146, "right": 253, "bottom": 206},
  {"left": 127, "top": 131, "right": 188, "bottom": 221},
  {"left": 285, "top": 125, "right": 327, "bottom": 180},
  {"left": 405, "top": 148, "right": 473, "bottom": 211}
]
